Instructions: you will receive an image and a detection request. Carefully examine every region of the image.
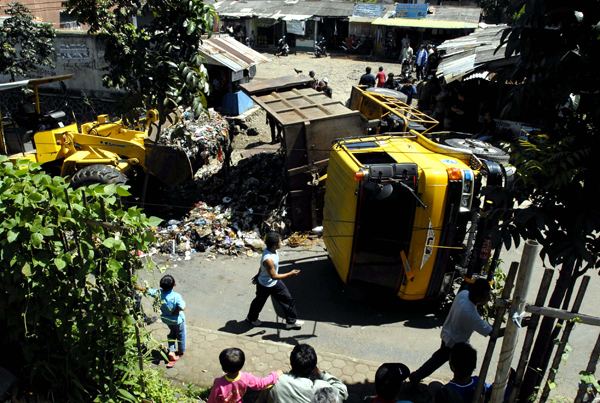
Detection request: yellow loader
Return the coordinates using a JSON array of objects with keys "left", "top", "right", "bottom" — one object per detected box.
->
[{"left": 1, "top": 74, "right": 203, "bottom": 189}]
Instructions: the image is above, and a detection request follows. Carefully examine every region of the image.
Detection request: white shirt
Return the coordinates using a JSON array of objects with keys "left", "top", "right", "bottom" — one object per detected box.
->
[
  {"left": 258, "top": 249, "right": 279, "bottom": 287},
  {"left": 440, "top": 290, "right": 492, "bottom": 347}
]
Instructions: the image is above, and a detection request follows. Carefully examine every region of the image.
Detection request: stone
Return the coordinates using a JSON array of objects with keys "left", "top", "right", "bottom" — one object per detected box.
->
[{"left": 332, "top": 359, "right": 346, "bottom": 369}]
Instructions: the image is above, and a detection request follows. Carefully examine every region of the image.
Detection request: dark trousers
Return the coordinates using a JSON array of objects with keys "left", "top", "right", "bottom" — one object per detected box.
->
[
  {"left": 416, "top": 65, "right": 424, "bottom": 81},
  {"left": 248, "top": 281, "right": 298, "bottom": 324},
  {"left": 410, "top": 340, "right": 452, "bottom": 383}
]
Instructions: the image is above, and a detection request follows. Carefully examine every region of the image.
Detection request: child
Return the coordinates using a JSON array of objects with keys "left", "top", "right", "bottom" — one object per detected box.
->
[
  {"left": 137, "top": 275, "right": 186, "bottom": 368},
  {"left": 365, "top": 363, "right": 412, "bottom": 403},
  {"left": 208, "top": 347, "right": 283, "bottom": 403},
  {"left": 376, "top": 67, "right": 386, "bottom": 88},
  {"left": 247, "top": 232, "right": 304, "bottom": 330},
  {"left": 445, "top": 343, "right": 490, "bottom": 402}
]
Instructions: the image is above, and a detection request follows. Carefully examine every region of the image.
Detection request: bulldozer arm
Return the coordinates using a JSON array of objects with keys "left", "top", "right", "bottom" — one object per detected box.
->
[{"left": 145, "top": 143, "right": 203, "bottom": 186}]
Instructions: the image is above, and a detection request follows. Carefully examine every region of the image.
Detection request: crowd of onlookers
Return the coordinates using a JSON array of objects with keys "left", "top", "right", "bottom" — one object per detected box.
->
[{"left": 139, "top": 236, "right": 511, "bottom": 403}]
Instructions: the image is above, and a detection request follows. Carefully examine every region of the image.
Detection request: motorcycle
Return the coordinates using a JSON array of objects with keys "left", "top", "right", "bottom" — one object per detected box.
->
[
  {"left": 277, "top": 37, "right": 289, "bottom": 56},
  {"left": 314, "top": 39, "right": 327, "bottom": 58}
]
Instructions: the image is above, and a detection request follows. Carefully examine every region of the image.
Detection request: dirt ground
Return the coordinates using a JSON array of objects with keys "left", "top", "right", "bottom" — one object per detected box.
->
[
  {"left": 228, "top": 51, "right": 408, "bottom": 162},
  {"left": 253, "top": 51, "right": 406, "bottom": 105}
]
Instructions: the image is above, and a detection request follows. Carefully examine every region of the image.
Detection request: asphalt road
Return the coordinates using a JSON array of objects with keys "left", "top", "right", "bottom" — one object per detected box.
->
[{"left": 140, "top": 239, "right": 600, "bottom": 400}]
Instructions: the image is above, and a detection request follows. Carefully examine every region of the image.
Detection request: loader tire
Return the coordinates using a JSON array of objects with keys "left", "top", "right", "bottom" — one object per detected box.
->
[
  {"left": 70, "top": 164, "right": 129, "bottom": 189},
  {"left": 443, "top": 138, "right": 510, "bottom": 164}
]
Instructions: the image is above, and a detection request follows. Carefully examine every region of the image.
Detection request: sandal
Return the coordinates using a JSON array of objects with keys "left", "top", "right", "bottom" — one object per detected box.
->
[{"left": 167, "top": 353, "right": 179, "bottom": 368}]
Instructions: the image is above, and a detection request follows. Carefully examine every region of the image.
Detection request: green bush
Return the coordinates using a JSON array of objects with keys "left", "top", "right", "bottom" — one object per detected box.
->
[{"left": 0, "top": 156, "right": 164, "bottom": 401}]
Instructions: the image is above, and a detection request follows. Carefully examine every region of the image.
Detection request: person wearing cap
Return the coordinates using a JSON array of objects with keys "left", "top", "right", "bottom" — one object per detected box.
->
[
  {"left": 317, "top": 78, "right": 332, "bottom": 99},
  {"left": 309, "top": 71, "right": 318, "bottom": 90}
]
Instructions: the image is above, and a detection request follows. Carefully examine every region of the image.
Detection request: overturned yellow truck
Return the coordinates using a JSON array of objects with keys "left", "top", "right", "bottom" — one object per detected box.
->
[
  {"left": 324, "top": 86, "right": 512, "bottom": 301},
  {"left": 240, "top": 77, "right": 511, "bottom": 301}
]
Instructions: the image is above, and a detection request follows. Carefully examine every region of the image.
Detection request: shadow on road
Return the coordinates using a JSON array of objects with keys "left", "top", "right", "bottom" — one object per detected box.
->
[{"left": 218, "top": 250, "right": 448, "bottom": 340}]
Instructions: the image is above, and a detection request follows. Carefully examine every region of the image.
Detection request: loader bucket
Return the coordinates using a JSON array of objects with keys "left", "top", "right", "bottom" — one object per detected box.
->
[{"left": 145, "top": 144, "right": 204, "bottom": 186}]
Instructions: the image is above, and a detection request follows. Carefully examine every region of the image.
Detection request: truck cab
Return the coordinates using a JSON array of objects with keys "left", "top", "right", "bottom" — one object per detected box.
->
[{"left": 323, "top": 86, "right": 511, "bottom": 301}]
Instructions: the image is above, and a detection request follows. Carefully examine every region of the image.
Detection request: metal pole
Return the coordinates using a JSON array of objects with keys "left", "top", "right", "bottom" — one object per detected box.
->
[
  {"left": 472, "top": 261, "right": 519, "bottom": 403},
  {"left": 507, "top": 267, "right": 555, "bottom": 403},
  {"left": 540, "top": 276, "right": 590, "bottom": 403},
  {"left": 489, "top": 240, "right": 539, "bottom": 403}
]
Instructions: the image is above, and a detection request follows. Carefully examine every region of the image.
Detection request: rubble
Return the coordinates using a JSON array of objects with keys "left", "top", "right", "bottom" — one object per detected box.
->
[
  {"left": 151, "top": 152, "right": 290, "bottom": 257},
  {"left": 157, "top": 107, "right": 230, "bottom": 162}
]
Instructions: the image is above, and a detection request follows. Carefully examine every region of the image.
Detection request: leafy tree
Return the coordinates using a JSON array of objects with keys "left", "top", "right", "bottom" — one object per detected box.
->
[
  {"left": 483, "top": 0, "right": 600, "bottom": 399},
  {"left": 478, "top": 0, "right": 513, "bottom": 23},
  {"left": 0, "top": 2, "right": 56, "bottom": 82},
  {"left": 62, "top": 0, "right": 217, "bottom": 123},
  {"left": 0, "top": 156, "right": 163, "bottom": 400}
]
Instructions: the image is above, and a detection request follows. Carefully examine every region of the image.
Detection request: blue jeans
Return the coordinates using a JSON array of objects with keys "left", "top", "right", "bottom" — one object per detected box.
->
[{"left": 167, "top": 321, "right": 186, "bottom": 353}]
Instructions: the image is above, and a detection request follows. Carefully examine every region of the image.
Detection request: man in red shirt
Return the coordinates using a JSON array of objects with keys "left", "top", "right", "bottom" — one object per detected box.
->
[{"left": 376, "top": 66, "right": 386, "bottom": 88}]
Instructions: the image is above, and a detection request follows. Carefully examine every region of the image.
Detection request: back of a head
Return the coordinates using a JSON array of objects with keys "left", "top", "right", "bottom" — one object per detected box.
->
[
  {"left": 379, "top": 66, "right": 383, "bottom": 72},
  {"left": 366, "top": 67, "right": 372, "bottom": 74},
  {"left": 290, "top": 344, "right": 317, "bottom": 378},
  {"left": 265, "top": 232, "right": 281, "bottom": 249},
  {"left": 450, "top": 343, "right": 477, "bottom": 377},
  {"left": 375, "top": 363, "right": 409, "bottom": 400},
  {"left": 388, "top": 73, "right": 394, "bottom": 79},
  {"left": 469, "top": 279, "right": 491, "bottom": 304},
  {"left": 160, "top": 275, "right": 175, "bottom": 291},
  {"left": 435, "top": 385, "right": 465, "bottom": 403},
  {"left": 311, "top": 387, "right": 339, "bottom": 403},
  {"left": 219, "top": 347, "right": 245, "bottom": 373}
]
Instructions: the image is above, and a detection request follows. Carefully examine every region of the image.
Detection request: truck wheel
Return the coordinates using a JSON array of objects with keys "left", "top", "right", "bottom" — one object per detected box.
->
[
  {"left": 443, "top": 138, "right": 510, "bottom": 164},
  {"left": 70, "top": 164, "right": 129, "bottom": 189}
]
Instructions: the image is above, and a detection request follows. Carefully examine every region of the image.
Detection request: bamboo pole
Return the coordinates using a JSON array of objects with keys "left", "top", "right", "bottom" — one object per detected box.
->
[
  {"left": 540, "top": 276, "right": 590, "bottom": 403},
  {"left": 472, "top": 261, "right": 519, "bottom": 403},
  {"left": 507, "top": 267, "right": 555, "bottom": 403},
  {"left": 490, "top": 240, "right": 539, "bottom": 403},
  {"left": 494, "top": 300, "right": 600, "bottom": 327},
  {"left": 574, "top": 332, "right": 600, "bottom": 403}
]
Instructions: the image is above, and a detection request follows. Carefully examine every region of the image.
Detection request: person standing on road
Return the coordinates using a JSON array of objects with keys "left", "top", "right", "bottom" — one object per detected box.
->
[
  {"left": 415, "top": 45, "right": 428, "bottom": 81},
  {"left": 376, "top": 67, "right": 386, "bottom": 88},
  {"left": 358, "top": 67, "right": 376, "bottom": 88},
  {"left": 247, "top": 232, "right": 304, "bottom": 330},
  {"left": 409, "top": 279, "right": 493, "bottom": 386}
]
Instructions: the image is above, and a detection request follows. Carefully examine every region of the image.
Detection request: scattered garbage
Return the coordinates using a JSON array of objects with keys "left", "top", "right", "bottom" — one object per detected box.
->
[
  {"left": 286, "top": 232, "right": 312, "bottom": 248},
  {"left": 157, "top": 107, "right": 229, "bottom": 162},
  {"left": 150, "top": 152, "right": 291, "bottom": 257}
]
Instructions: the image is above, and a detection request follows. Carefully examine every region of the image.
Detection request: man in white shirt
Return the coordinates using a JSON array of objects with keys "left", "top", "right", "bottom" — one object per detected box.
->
[{"left": 409, "top": 279, "right": 493, "bottom": 385}]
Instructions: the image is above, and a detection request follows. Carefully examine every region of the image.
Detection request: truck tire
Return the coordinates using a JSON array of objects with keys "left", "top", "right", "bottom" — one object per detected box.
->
[
  {"left": 70, "top": 164, "right": 129, "bottom": 189},
  {"left": 443, "top": 138, "right": 510, "bottom": 164}
]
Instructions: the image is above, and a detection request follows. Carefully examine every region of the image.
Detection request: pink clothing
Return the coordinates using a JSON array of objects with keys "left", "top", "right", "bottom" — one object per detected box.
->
[
  {"left": 376, "top": 71, "right": 386, "bottom": 87},
  {"left": 208, "top": 371, "right": 279, "bottom": 403}
]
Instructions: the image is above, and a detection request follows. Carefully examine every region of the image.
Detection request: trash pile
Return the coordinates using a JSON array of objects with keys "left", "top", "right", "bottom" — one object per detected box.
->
[
  {"left": 157, "top": 107, "right": 229, "bottom": 161},
  {"left": 151, "top": 152, "right": 291, "bottom": 257}
]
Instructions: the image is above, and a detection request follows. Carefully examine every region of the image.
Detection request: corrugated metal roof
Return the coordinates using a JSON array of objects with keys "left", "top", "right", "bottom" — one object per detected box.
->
[
  {"left": 437, "top": 24, "right": 512, "bottom": 82},
  {"left": 349, "top": 16, "right": 376, "bottom": 24},
  {"left": 198, "top": 36, "right": 271, "bottom": 72},
  {"left": 214, "top": 0, "right": 392, "bottom": 19},
  {"left": 372, "top": 18, "right": 478, "bottom": 29}
]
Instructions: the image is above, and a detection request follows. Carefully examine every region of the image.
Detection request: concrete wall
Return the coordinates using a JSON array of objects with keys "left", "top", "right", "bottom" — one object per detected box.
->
[{"left": 0, "top": 31, "right": 115, "bottom": 96}]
